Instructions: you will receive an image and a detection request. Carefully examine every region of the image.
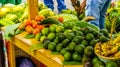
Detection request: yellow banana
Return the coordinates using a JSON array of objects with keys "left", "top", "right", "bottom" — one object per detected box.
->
[
  {"left": 113, "top": 51, "right": 120, "bottom": 57},
  {"left": 102, "top": 45, "right": 119, "bottom": 57},
  {"left": 113, "top": 36, "right": 120, "bottom": 44}
]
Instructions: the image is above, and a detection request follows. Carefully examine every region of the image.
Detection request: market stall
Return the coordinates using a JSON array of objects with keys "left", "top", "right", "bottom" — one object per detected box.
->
[{"left": 1, "top": 0, "right": 120, "bottom": 67}]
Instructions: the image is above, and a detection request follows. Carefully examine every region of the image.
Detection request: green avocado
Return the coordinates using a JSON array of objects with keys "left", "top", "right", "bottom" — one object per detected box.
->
[
  {"left": 56, "top": 43, "right": 63, "bottom": 52},
  {"left": 72, "top": 36, "right": 84, "bottom": 44},
  {"left": 93, "top": 61, "right": 105, "bottom": 67},
  {"left": 65, "top": 32, "right": 75, "bottom": 41},
  {"left": 40, "top": 35, "right": 47, "bottom": 43},
  {"left": 81, "top": 40, "right": 88, "bottom": 47},
  {"left": 72, "top": 52, "right": 82, "bottom": 62},
  {"left": 75, "top": 45, "right": 85, "bottom": 54},
  {"left": 49, "top": 24, "right": 57, "bottom": 32},
  {"left": 54, "top": 36, "right": 60, "bottom": 44},
  {"left": 100, "top": 29, "right": 109, "bottom": 37},
  {"left": 75, "top": 31, "right": 84, "bottom": 36},
  {"left": 106, "top": 61, "right": 118, "bottom": 67},
  {"left": 60, "top": 48, "right": 68, "bottom": 55},
  {"left": 82, "top": 26, "right": 93, "bottom": 35},
  {"left": 99, "top": 35, "right": 109, "bottom": 43},
  {"left": 92, "top": 57, "right": 100, "bottom": 64},
  {"left": 64, "top": 52, "right": 72, "bottom": 61},
  {"left": 85, "top": 33, "right": 95, "bottom": 42},
  {"left": 57, "top": 33, "right": 66, "bottom": 41},
  {"left": 47, "top": 32, "right": 56, "bottom": 41},
  {"left": 62, "top": 39, "right": 70, "bottom": 47},
  {"left": 56, "top": 26, "right": 64, "bottom": 33},
  {"left": 84, "top": 46, "right": 94, "bottom": 57},
  {"left": 89, "top": 39, "right": 98, "bottom": 47},
  {"left": 41, "top": 28, "right": 49, "bottom": 36},
  {"left": 35, "top": 33, "right": 42, "bottom": 41},
  {"left": 43, "top": 40, "right": 51, "bottom": 49},
  {"left": 68, "top": 42, "right": 77, "bottom": 51},
  {"left": 48, "top": 42, "right": 56, "bottom": 51}
]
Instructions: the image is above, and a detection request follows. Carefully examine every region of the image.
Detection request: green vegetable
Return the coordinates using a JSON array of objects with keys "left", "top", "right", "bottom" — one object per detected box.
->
[
  {"left": 0, "top": 18, "right": 15, "bottom": 26},
  {"left": 4, "top": 23, "right": 20, "bottom": 40},
  {"left": 24, "top": 34, "right": 35, "bottom": 39},
  {"left": 39, "top": 8, "right": 55, "bottom": 17},
  {"left": 40, "top": 17, "right": 63, "bottom": 25},
  {"left": 57, "top": 14, "right": 78, "bottom": 22},
  {"left": 30, "top": 42, "right": 43, "bottom": 52},
  {"left": 76, "top": 21, "right": 100, "bottom": 31},
  {"left": 5, "top": 14, "right": 18, "bottom": 21}
]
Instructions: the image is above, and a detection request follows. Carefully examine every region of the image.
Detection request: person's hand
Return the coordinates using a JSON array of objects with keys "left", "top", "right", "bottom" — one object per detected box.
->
[
  {"left": 80, "top": 0, "right": 86, "bottom": 13},
  {"left": 110, "top": 2, "right": 116, "bottom": 8},
  {"left": 80, "top": 5, "right": 85, "bottom": 13}
]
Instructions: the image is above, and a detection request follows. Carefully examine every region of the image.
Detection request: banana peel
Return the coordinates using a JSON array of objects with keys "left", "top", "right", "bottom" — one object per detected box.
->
[{"left": 82, "top": 16, "right": 95, "bottom": 22}]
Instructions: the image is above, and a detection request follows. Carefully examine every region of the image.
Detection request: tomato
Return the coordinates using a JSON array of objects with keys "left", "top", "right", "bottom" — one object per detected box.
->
[
  {"left": 25, "top": 20, "right": 33, "bottom": 26},
  {"left": 58, "top": 16, "right": 64, "bottom": 23},
  {"left": 32, "top": 22, "right": 38, "bottom": 28},
  {"left": 25, "top": 25, "right": 33, "bottom": 33},
  {"left": 33, "top": 28, "right": 40, "bottom": 35},
  {"left": 35, "top": 15, "right": 45, "bottom": 22},
  {"left": 37, "top": 25, "right": 44, "bottom": 31}
]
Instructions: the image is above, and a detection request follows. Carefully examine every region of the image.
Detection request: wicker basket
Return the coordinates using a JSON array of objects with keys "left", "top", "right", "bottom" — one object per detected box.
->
[
  {"left": 15, "top": 46, "right": 29, "bottom": 58},
  {"left": 94, "top": 43, "right": 120, "bottom": 63}
]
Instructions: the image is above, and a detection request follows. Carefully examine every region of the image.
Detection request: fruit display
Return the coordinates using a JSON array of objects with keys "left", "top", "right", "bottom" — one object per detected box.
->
[
  {"left": 0, "top": 2, "right": 55, "bottom": 26},
  {"left": 2, "top": 2, "right": 120, "bottom": 67},
  {"left": 15, "top": 14, "right": 111, "bottom": 65}
]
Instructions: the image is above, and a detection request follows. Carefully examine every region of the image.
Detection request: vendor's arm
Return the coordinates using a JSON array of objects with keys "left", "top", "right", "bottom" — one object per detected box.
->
[
  {"left": 80, "top": 0, "right": 86, "bottom": 13},
  {"left": 110, "top": 0, "right": 117, "bottom": 8}
]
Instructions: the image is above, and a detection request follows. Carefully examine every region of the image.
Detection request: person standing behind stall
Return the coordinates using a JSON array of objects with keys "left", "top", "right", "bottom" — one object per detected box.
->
[
  {"left": 0, "top": 0, "right": 21, "bottom": 5},
  {"left": 80, "top": 0, "right": 116, "bottom": 29},
  {"left": 44, "top": 0, "right": 67, "bottom": 13}
]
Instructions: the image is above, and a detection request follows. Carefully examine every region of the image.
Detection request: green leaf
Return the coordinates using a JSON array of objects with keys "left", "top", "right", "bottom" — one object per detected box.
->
[
  {"left": 29, "top": 43, "right": 43, "bottom": 52},
  {"left": 24, "top": 34, "right": 35, "bottom": 39},
  {"left": 51, "top": 51, "right": 61, "bottom": 55},
  {"left": 4, "top": 23, "right": 20, "bottom": 40},
  {"left": 63, "top": 61, "right": 82, "bottom": 65}
]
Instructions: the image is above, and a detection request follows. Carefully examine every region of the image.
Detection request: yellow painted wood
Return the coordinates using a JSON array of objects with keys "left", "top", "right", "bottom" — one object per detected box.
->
[
  {"left": 27, "top": 0, "right": 38, "bottom": 20},
  {"left": 9, "top": 32, "right": 83, "bottom": 67},
  {"left": 8, "top": 41, "right": 16, "bottom": 67}
]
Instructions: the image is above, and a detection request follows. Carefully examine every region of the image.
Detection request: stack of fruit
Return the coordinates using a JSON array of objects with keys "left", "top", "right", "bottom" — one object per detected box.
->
[{"left": 32, "top": 20, "right": 110, "bottom": 65}]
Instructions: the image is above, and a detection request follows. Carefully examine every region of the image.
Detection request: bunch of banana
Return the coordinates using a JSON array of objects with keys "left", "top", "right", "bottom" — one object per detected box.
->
[
  {"left": 95, "top": 36, "right": 120, "bottom": 57},
  {"left": 113, "top": 36, "right": 120, "bottom": 44},
  {"left": 101, "top": 42, "right": 120, "bottom": 57}
]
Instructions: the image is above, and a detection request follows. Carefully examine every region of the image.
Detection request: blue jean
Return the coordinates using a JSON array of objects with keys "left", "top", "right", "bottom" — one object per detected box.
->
[
  {"left": 44, "top": 0, "right": 66, "bottom": 12},
  {"left": 85, "top": 0, "right": 111, "bottom": 29}
]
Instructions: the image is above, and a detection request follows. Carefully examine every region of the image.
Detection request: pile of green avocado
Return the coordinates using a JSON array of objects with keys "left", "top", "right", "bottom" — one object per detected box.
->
[{"left": 34, "top": 21, "right": 112, "bottom": 65}]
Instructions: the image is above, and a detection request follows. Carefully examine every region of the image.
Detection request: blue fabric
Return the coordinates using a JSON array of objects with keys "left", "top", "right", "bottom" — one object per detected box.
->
[
  {"left": 0, "top": 0, "right": 21, "bottom": 5},
  {"left": 44, "top": 0, "right": 66, "bottom": 12},
  {"left": 85, "top": 0, "right": 111, "bottom": 29},
  {"left": 19, "top": 59, "right": 35, "bottom": 67}
]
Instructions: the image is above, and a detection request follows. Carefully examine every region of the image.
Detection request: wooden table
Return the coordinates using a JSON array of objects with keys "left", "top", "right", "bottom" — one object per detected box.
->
[{"left": 8, "top": 32, "right": 83, "bottom": 67}]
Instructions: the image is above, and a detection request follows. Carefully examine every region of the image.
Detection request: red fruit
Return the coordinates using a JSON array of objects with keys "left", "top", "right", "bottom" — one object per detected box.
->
[
  {"left": 33, "top": 28, "right": 40, "bottom": 35},
  {"left": 35, "top": 15, "right": 45, "bottom": 22},
  {"left": 37, "top": 25, "right": 44, "bottom": 31},
  {"left": 25, "top": 25, "right": 33, "bottom": 33},
  {"left": 32, "top": 22, "right": 38, "bottom": 28},
  {"left": 58, "top": 17, "right": 64, "bottom": 23},
  {"left": 25, "top": 20, "right": 33, "bottom": 26}
]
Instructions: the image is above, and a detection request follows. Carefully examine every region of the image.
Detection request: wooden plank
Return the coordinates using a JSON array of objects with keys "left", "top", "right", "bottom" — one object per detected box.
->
[
  {"left": 9, "top": 32, "right": 83, "bottom": 67},
  {"left": 9, "top": 41, "right": 16, "bottom": 67},
  {"left": 27, "top": 0, "right": 38, "bottom": 20}
]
